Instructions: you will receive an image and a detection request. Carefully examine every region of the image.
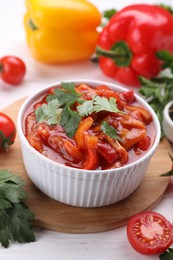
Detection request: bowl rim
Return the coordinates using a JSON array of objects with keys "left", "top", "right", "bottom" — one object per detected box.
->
[
  {"left": 17, "top": 79, "right": 161, "bottom": 174},
  {"left": 163, "top": 100, "right": 173, "bottom": 127}
]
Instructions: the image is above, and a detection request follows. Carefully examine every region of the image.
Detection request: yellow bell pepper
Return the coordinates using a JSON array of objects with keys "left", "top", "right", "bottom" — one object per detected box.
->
[{"left": 24, "top": 0, "right": 101, "bottom": 63}]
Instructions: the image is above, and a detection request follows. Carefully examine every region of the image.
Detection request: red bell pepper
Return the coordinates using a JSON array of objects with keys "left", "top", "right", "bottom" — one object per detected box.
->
[{"left": 96, "top": 4, "right": 173, "bottom": 87}]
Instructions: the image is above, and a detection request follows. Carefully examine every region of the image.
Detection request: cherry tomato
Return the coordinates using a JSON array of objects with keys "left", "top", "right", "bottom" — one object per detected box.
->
[
  {"left": 127, "top": 212, "right": 173, "bottom": 255},
  {"left": 0, "top": 56, "right": 26, "bottom": 85},
  {"left": 0, "top": 112, "right": 16, "bottom": 151}
]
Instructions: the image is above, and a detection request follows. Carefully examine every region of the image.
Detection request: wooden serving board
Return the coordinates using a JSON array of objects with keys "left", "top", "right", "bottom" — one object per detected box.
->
[{"left": 0, "top": 98, "right": 172, "bottom": 233}]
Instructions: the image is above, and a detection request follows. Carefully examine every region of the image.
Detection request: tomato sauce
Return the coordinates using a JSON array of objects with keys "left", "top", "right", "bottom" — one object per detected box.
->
[{"left": 23, "top": 83, "right": 156, "bottom": 170}]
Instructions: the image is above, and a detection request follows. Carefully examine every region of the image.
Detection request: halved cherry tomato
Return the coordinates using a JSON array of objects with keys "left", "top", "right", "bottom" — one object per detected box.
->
[
  {"left": 0, "top": 56, "right": 26, "bottom": 85},
  {"left": 0, "top": 112, "right": 16, "bottom": 151},
  {"left": 127, "top": 212, "right": 173, "bottom": 255}
]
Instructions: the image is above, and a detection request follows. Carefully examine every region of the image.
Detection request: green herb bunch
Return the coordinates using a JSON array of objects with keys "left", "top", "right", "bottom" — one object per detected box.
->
[
  {"left": 139, "top": 50, "right": 173, "bottom": 138},
  {"left": 0, "top": 169, "right": 35, "bottom": 248}
]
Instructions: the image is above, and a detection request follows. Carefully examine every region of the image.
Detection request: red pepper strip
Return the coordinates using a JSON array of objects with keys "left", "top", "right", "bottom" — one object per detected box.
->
[
  {"left": 64, "top": 140, "right": 84, "bottom": 162},
  {"left": 25, "top": 113, "right": 43, "bottom": 153},
  {"left": 82, "top": 133, "right": 99, "bottom": 170},
  {"left": 74, "top": 116, "right": 94, "bottom": 150},
  {"left": 96, "top": 4, "right": 173, "bottom": 87},
  {"left": 37, "top": 123, "right": 50, "bottom": 139},
  {"left": 105, "top": 135, "right": 128, "bottom": 164},
  {"left": 95, "top": 85, "right": 126, "bottom": 109},
  {"left": 97, "top": 140, "right": 119, "bottom": 164},
  {"left": 119, "top": 128, "right": 146, "bottom": 150},
  {"left": 75, "top": 84, "right": 96, "bottom": 100},
  {"left": 118, "top": 114, "right": 146, "bottom": 129},
  {"left": 124, "top": 105, "right": 153, "bottom": 124}
]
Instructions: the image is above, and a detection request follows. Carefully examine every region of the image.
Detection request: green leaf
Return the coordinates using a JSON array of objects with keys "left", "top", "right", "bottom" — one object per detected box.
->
[
  {"left": 60, "top": 106, "right": 81, "bottom": 138},
  {"left": 160, "top": 169, "right": 173, "bottom": 176},
  {"left": 77, "top": 95, "right": 124, "bottom": 117},
  {"left": 0, "top": 169, "right": 24, "bottom": 186},
  {"left": 103, "top": 9, "right": 117, "bottom": 20},
  {"left": 60, "top": 82, "right": 77, "bottom": 94},
  {"left": 0, "top": 183, "right": 26, "bottom": 209},
  {"left": 101, "top": 121, "right": 122, "bottom": 141},
  {"left": 77, "top": 99, "right": 94, "bottom": 117},
  {"left": 93, "top": 96, "right": 123, "bottom": 113},
  {"left": 159, "top": 248, "right": 173, "bottom": 260},
  {"left": 0, "top": 170, "right": 35, "bottom": 248},
  {"left": 46, "top": 82, "right": 81, "bottom": 106},
  {"left": 35, "top": 99, "right": 62, "bottom": 125},
  {"left": 0, "top": 203, "right": 35, "bottom": 248},
  {"left": 138, "top": 76, "right": 173, "bottom": 138}
]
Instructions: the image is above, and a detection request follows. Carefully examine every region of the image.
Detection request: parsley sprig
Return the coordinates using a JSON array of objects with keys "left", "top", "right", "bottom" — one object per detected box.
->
[
  {"left": 77, "top": 95, "right": 124, "bottom": 117},
  {"left": 35, "top": 82, "right": 124, "bottom": 138},
  {"left": 0, "top": 169, "right": 35, "bottom": 248},
  {"left": 139, "top": 76, "right": 173, "bottom": 137},
  {"left": 101, "top": 121, "right": 122, "bottom": 142}
]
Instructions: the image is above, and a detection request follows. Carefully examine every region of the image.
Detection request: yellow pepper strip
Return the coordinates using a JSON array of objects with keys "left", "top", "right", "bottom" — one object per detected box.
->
[{"left": 24, "top": 0, "right": 101, "bottom": 63}]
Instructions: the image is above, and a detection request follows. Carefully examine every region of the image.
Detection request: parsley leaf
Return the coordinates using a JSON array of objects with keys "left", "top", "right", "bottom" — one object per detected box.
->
[
  {"left": 159, "top": 248, "right": 173, "bottom": 260},
  {"left": 46, "top": 82, "right": 81, "bottom": 106},
  {"left": 60, "top": 105, "right": 81, "bottom": 138},
  {"left": 139, "top": 76, "right": 173, "bottom": 137},
  {"left": 94, "top": 96, "right": 122, "bottom": 113},
  {"left": 101, "top": 121, "right": 122, "bottom": 141},
  {"left": 0, "top": 170, "right": 35, "bottom": 248},
  {"left": 77, "top": 95, "right": 124, "bottom": 117},
  {"left": 77, "top": 99, "right": 94, "bottom": 117},
  {"left": 35, "top": 99, "right": 62, "bottom": 125}
]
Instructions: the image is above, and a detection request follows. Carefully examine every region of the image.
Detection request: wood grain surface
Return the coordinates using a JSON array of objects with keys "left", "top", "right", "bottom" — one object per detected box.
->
[{"left": 0, "top": 98, "right": 172, "bottom": 233}]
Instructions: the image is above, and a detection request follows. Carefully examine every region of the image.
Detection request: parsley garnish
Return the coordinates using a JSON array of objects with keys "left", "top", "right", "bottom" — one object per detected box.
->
[
  {"left": 35, "top": 99, "right": 62, "bottom": 125},
  {"left": 60, "top": 105, "right": 81, "bottom": 138},
  {"left": 159, "top": 248, "right": 173, "bottom": 259},
  {"left": 101, "top": 121, "right": 122, "bottom": 142},
  {"left": 77, "top": 95, "right": 124, "bottom": 117},
  {"left": 46, "top": 82, "right": 81, "bottom": 106},
  {"left": 35, "top": 82, "right": 124, "bottom": 138},
  {"left": 139, "top": 76, "right": 173, "bottom": 138},
  {"left": 0, "top": 169, "right": 35, "bottom": 248}
]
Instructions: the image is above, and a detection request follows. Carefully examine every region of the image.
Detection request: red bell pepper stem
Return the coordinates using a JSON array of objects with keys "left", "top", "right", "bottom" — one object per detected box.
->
[
  {"left": 0, "top": 63, "right": 3, "bottom": 72},
  {"left": 96, "top": 41, "right": 132, "bottom": 67}
]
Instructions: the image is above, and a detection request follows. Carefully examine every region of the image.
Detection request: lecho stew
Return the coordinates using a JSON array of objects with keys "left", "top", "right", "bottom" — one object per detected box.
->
[{"left": 24, "top": 82, "right": 155, "bottom": 170}]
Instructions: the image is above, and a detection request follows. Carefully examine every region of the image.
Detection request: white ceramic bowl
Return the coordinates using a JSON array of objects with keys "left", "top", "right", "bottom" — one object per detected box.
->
[
  {"left": 17, "top": 80, "right": 161, "bottom": 207},
  {"left": 163, "top": 101, "right": 173, "bottom": 143}
]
